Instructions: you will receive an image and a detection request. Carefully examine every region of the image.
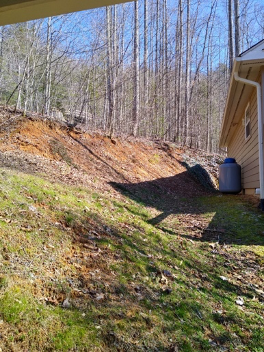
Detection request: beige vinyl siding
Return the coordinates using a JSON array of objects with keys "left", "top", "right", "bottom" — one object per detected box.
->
[{"left": 228, "top": 91, "right": 259, "bottom": 190}]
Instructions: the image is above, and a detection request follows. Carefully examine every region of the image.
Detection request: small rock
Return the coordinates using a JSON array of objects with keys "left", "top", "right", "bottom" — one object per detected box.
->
[
  {"left": 255, "top": 288, "right": 264, "bottom": 296},
  {"left": 163, "top": 287, "right": 172, "bottom": 294},
  {"left": 219, "top": 276, "right": 228, "bottom": 281},
  {"left": 160, "top": 275, "right": 168, "bottom": 285},
  {"left": 163, "top": 270, "right": 172, "bottom": 277},
  {"left": 29, "top": 205, "right": 37, "bottom": 213},
  {"left": 134, "top": 286, "right": 141, "bottom": 293},
  {"left": 90, "top": 230, "right": 100, "bottom": 237},
  {"left": 195, "top": 308, "right": 203, "bottom": 319},
  {"left": 208, "top": 339, "right": 218, "bottom": 347},
  {"left": 46, "top": 243, "right": 55, "bottom": 249},
  {"left": 235, "top": 297, "right": 244, "bottom": 306},
  {"left": 62, "top": 298, "right": 71, "bottom": 308},
  {"left": 95, "top": 293, "right": 104, "bottom": 301},
  {"left": 103, "top": 225, "right": 112, "bottom": 235}
]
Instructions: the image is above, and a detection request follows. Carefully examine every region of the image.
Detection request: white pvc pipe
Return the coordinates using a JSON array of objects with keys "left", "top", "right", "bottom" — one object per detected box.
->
[{"left": 234, "top": 71, "right": 264, "bottom": 209}]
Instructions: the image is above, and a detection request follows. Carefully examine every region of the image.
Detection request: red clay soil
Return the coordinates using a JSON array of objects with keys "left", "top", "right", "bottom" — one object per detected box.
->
[{"left": 0, "top": 109, "right": 220, "bottom": 198}]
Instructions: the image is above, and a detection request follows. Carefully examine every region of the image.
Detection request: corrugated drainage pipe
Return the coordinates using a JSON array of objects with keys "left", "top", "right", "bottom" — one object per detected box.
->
[{"left": 233, "top": 71, "right": 264, "bottom": 210}]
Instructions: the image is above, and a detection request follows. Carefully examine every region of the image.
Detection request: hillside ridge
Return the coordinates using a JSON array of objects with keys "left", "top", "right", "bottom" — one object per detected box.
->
[{"left": 0, "top": 107, "right": 222, "bottom": 194}]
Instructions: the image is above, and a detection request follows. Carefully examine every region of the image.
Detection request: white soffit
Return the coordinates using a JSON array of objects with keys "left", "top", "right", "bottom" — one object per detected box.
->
[
  {"left": 238, "top": 39, "right": 264, "bottom": 61},
  {"left": 0, "top": 0, "right": 132, "bottom": 26}
]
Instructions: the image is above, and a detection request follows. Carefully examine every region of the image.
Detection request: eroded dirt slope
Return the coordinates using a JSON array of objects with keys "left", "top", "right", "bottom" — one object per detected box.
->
[{"left": 0, "top": 107, "right": 221, "bottom": 196}]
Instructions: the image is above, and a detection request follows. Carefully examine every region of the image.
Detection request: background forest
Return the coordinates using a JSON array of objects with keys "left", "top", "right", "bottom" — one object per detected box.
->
[{"left": 0, "top": 0, "right": 263, "bottom": 153}]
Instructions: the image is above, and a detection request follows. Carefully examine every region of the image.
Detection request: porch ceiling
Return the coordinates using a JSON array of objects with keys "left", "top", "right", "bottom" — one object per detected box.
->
[{"left": 0, "top": 0, "right": 131, "bottom": 26}]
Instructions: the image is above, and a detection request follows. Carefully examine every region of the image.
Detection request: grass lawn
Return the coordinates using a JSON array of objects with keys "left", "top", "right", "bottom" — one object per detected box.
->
[{"left": 0, "top": 167, "right": 263, "bottom": 351}]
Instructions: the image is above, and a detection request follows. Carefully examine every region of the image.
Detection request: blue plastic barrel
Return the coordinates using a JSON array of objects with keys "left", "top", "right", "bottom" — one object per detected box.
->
[{"left": 219, "top": 158, "right": 241, "bottom": 193}]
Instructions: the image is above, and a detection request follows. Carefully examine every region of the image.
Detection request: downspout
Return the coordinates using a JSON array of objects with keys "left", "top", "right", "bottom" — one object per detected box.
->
[{"left": 233, "top": 70, "right": 264, "bottom": 210}]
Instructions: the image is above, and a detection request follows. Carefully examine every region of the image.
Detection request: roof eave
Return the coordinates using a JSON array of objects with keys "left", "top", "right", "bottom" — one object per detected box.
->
[
  {"left": 219, "top": 55, "right": 264, "bottom": 149},
  {"left": 0, "top": 0, "right": 132, "bottom": 26}
]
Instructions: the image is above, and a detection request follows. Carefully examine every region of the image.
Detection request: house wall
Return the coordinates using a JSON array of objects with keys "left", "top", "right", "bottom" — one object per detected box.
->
[{"left": 228, "top": 89, "right": 259, "bottom": 193}]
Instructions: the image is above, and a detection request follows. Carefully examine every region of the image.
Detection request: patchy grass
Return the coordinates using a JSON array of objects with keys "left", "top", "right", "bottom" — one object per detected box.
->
[
  {"left": 49, "top": 138, "right": 77, "bottom": 168},
  {"left": 0, "top": 168, "right": 263, "bottom": 351}
]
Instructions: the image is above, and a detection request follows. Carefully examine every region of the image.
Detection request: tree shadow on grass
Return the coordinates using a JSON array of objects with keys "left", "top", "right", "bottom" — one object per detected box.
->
[
  {"left": 110, "top": 166, "right": 211, "bottom": 223},
  {"left": 109, "top": 164, "right": 264, "bottom": 247}
]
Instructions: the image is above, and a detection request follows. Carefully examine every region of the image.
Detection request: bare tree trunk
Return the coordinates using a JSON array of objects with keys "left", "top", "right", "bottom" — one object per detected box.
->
[
  {"left": 148, "top": 2, "right": 155, "bottom": 136},
  {"left": 16, "top": 64, "right": 22, "bottom": 110},
  {"left": 228, "top": 0, "right": 234, "bottom": 71},
  {"left": 175, "top": 0, "right": 183, "bottom": 143},
  {"left": 0, "top": 26, "right": 5, "bottom": 102},
  {"left": 112, "top": 5, "right": 117, "bottom": 134},
  {"left": 206, "top": 1, "right": 216, "bottom": 152},
  {"left": 153, "top": 0, "right": 159, "bottom": 137},
  {"left": 163, "top": 0, "right": 169, "bottom": 140},
  {"left": 189, "top": 0, "right": 216, "bottom": 103},
  {"left": 206, "top": 47, "right": 211, "bottom": 152},
  {"left": 184, "top": 0, "right": 190, "bottom": 146},
  {"left": 143, "top": 0, "right": 149, "bottom": 133},
  {"left": 119, "top": 4, "right": 125, "bottom": 133},
  {"left": 234, "top": 0, "right": 240, "bottom": 56},
  {"left": 44, "top": 17, "right": 52, "bottom": 115},
  {"left": 24, "top": 22, "right": 31, "bottom": 114},
  {"left": 106, "top": 6, "right": 113, "bottom": 134},
  {"left": 103, "top": 69, "right": 108, "bottom": 130},
  {"left": 132, "top": 0, "right": 139, "bottom": 136}
]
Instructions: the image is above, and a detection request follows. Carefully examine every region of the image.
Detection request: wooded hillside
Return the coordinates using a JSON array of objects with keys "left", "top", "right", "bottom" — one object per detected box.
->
[{"left": 0, "top": 0, "right": 263, "bottom": 152}]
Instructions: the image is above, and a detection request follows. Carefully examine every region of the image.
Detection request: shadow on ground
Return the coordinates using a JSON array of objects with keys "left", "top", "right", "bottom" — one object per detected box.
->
[
  {"left": 110, "top": 166, "right": 210, "bottom": 222},
  {"left": 110, "top": 165, "right": 264, "bottom": 247}
]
